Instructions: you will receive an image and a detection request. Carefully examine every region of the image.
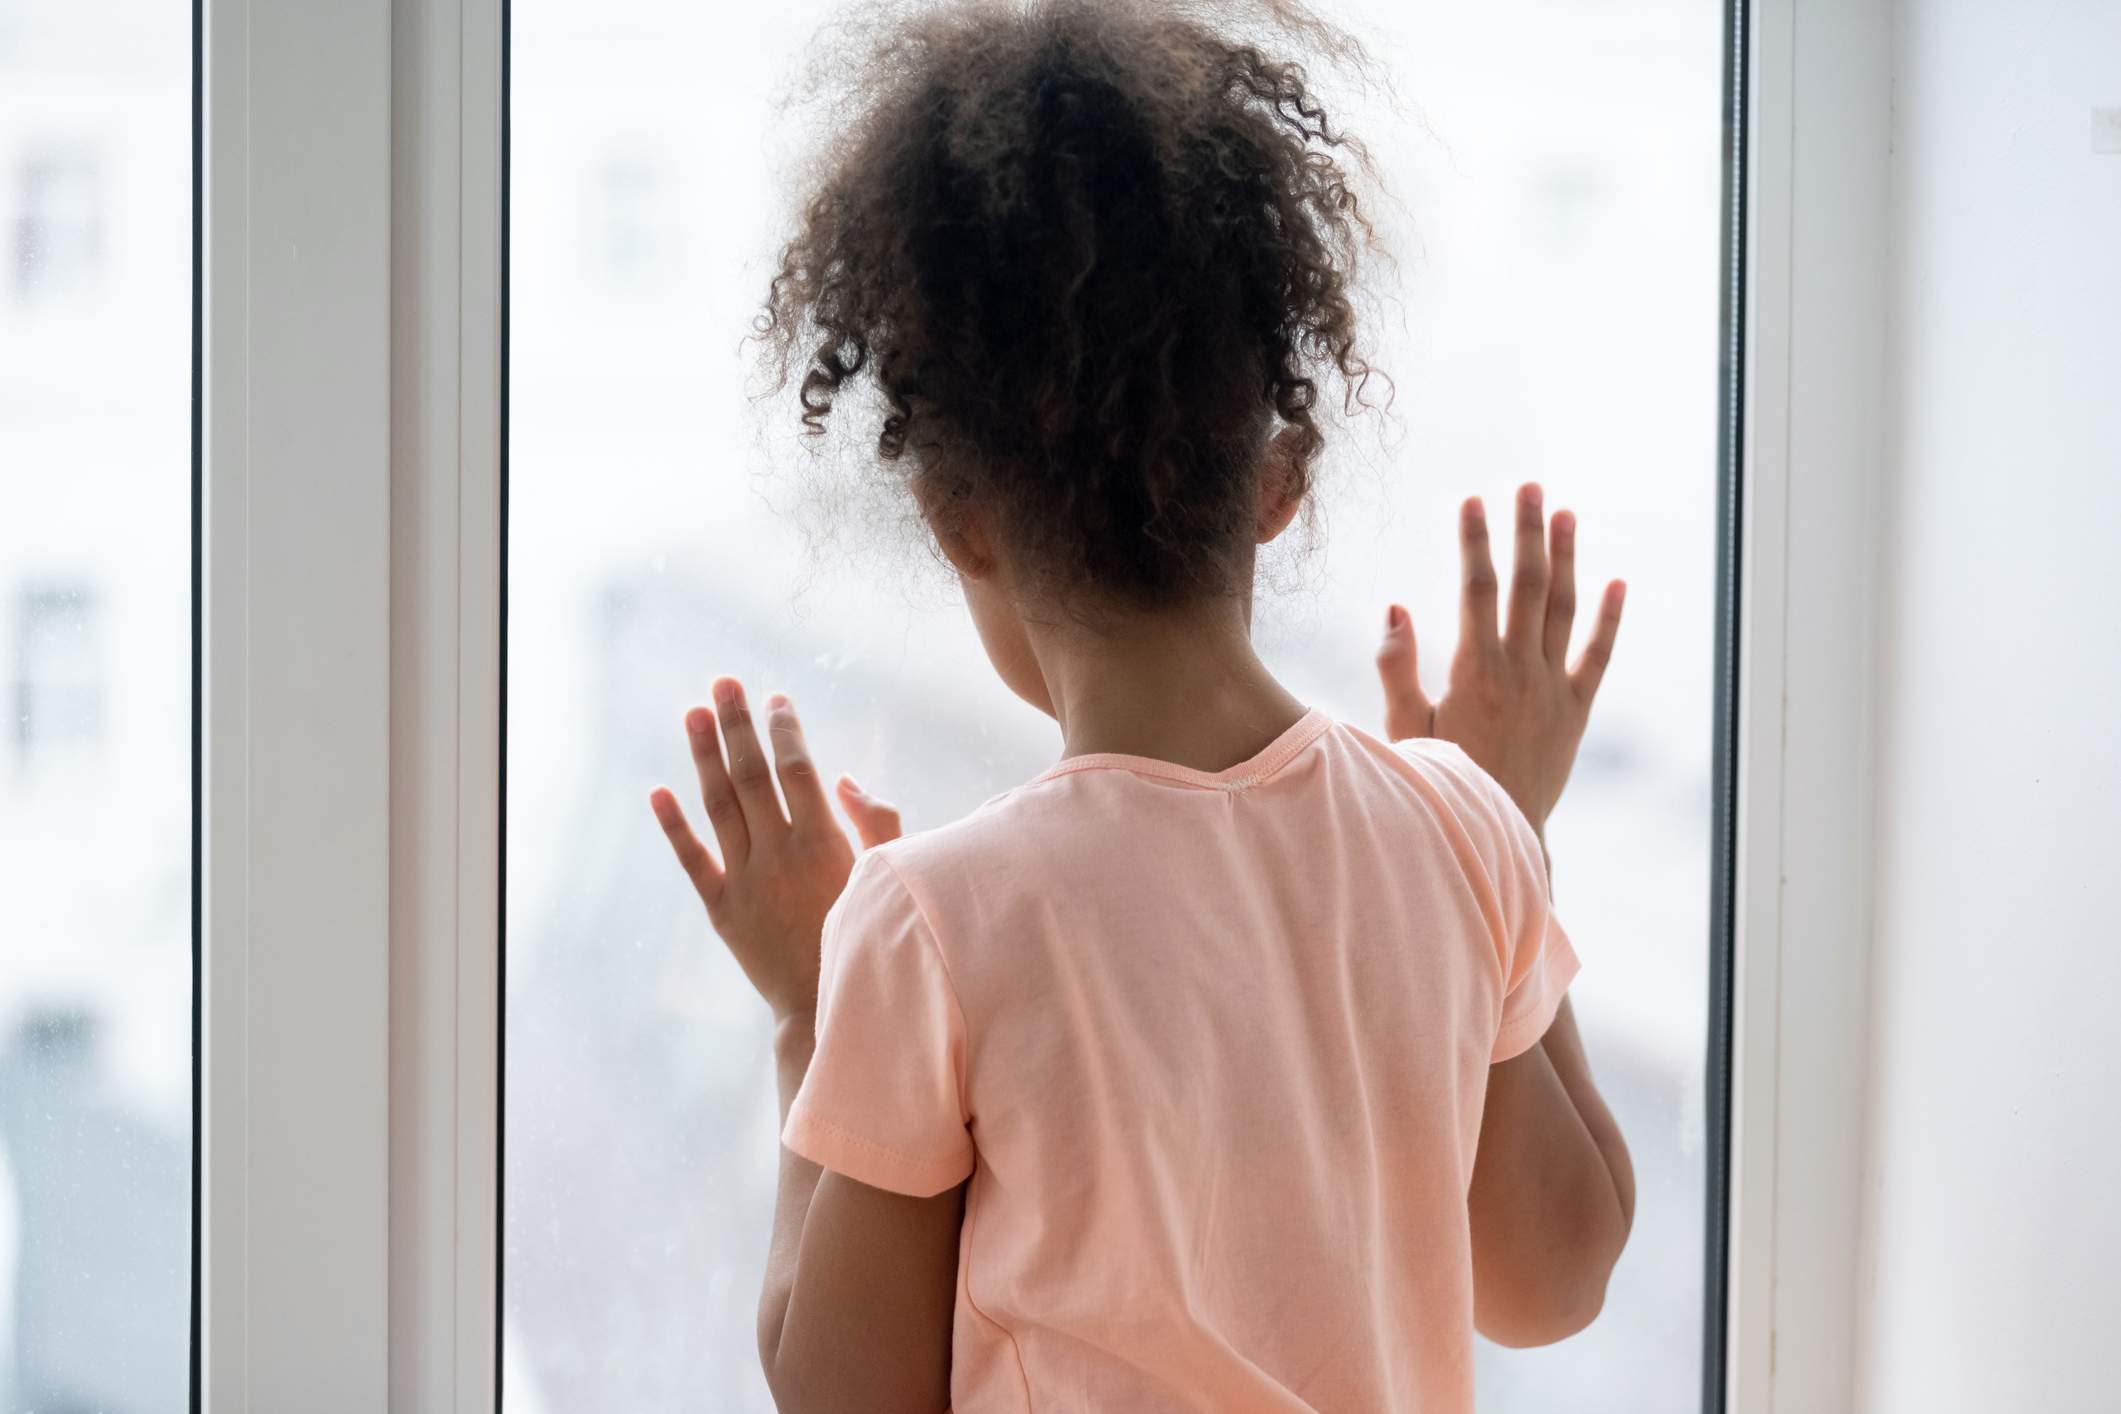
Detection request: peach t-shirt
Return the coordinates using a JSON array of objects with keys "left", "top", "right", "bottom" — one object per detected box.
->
[{"left": 784, "top": 709, "right": 1576, "bottom": 1414}]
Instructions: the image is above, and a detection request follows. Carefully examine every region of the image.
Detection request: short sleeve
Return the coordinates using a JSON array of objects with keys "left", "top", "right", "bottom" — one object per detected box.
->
[
  {"left": 1393, "top": 739, "right": 1581, "bottom": 1063},
  {"left": 783, "top": 851, "right": 975, "bottom": 1198},
  {"left": 1475, "top": 768, "right": 1580, "bottom": 1063},
  {"left": 1491, "top": 902, "right": 1578, "bottom": 1063}
]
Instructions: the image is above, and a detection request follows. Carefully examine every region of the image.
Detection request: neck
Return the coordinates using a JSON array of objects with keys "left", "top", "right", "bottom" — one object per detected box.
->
[{"left": 1025, "top": 596, "right": 1309, "bottom": 773}]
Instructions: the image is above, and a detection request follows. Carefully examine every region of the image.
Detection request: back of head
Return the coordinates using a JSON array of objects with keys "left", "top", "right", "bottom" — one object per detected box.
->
[{"left": 761, "top": 0, "right": 1379, "bottom": 613}]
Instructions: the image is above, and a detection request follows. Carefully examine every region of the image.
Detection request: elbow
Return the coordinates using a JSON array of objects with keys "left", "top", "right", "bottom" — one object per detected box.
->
[
  {"left": 1474, "top": 1204, "right": 1631, "bottom": 1349},
  {"left": 1477, "top": 1262, "right": 1615, "bottom": 1348}
]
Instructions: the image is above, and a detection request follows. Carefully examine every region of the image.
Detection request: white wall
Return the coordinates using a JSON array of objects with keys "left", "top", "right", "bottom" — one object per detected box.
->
[{"left": 1862, "top": 2, "right": 2121, "bottom": 1408}]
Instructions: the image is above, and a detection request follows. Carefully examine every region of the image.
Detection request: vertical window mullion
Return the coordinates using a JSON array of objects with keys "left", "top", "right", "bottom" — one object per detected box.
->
[{"left": 198, "top": 0, "right": 394, "bottom": 1404}]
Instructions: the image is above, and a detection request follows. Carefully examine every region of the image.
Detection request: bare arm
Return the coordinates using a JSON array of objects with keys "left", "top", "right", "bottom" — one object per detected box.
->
[
  {"left": 1468, "top": 995, "right": 1634, "bottom": 1346},
  {"left": 648, "top": 681, "right": 958, "bottom": 1414},
  {"left": 1534, "top": 994, "right": 1634, "bottom": 1236}
]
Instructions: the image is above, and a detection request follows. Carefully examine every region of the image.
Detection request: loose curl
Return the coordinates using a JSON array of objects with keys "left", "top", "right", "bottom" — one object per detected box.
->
[{"left": 758, "top": 0, "right": 1384, "bottom": 611}]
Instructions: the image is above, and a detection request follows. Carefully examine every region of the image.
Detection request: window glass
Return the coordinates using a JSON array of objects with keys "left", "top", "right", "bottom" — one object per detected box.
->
[
  {"left": 0, "top": 0, "right": 196, "bottom": 1409},
  {"left": 506, "top": 2, "right": 1718, "bottom": 1409}
]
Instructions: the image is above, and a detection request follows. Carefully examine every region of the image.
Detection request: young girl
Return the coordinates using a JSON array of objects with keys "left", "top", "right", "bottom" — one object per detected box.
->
[{"left": 646, "top": 2, "right": 1635, "bottom": 1408}]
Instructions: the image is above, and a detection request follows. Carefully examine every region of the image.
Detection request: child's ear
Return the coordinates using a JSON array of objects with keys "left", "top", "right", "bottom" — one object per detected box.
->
[
  {"left": 922, "top": 496, "right": 1000, "bottom": 581},
  {"left": 1254, "top": 425, "right": 1306, "bottom": 545}
]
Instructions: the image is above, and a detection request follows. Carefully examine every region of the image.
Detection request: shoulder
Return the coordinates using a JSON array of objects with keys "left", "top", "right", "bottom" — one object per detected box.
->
[
  {"left": 822, "top": 848, "right": 931, "bottom": 960},
  {"left": 1325, "top": 722, "right": 1506, "bottom": 820},
  {"left": 1341, "top": 727, "right": 1542, "bottom": 878},
  {"left": 1387, "top": 735, "right": 1512, "bottom": 820},
  {"left": 816, "top": 850, "right": 967, "bottom": 1040},
  {"left": 860, "top": 773, "right": 1082, "bottom": 884},
  {"left": 825, "top": 789, "right": 1027, "bottom": 933}
]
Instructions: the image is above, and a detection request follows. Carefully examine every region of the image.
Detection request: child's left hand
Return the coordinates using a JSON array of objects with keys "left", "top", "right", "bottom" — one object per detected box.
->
[{"left": 649, "top": 678, "right": 901, "bottom": 1021}]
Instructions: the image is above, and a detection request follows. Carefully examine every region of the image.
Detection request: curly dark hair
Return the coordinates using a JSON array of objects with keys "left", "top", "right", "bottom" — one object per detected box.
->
[{"left": 759, "top": 0, "right": 1382, "bottom": 611}]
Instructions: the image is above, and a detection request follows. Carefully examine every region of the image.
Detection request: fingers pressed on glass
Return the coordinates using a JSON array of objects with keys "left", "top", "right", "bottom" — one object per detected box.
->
[
  {"left": 765, "top": 694, "right": 832, "bottom": 831},
  {"left": 713, "top": 677, "right": 789, "bottom": 843},
  {"left": 1503, "top": 483, "right": 1550, "bottom": 654},
  {"left": 688, "top": 704, "right": 750, "bottom": 868},
  {"left": 1459, "top": 497, "right": 1500, "bottom": 647},
  {"left": 649, "top": 785, "right": 725, "bottom": 904},
  {"left": 1543, "top": 509, "right": 1579, "bottom": 666},
  {"left": 1570, "top": 580, "right": 1627, "bottom": 699}
]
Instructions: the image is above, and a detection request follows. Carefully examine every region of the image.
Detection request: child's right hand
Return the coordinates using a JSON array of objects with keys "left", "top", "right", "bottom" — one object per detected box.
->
[{"left": 1374, "top": 485, "right": 1625, "bottom": 835}]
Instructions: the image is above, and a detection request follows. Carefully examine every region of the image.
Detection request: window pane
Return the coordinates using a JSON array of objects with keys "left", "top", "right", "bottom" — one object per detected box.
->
[
  {"left": 0, "top": 1, "right": 196, "bottom": 1410},
  {"left": 506, "top": 2, "right": 1719, "bottom": 1409}
]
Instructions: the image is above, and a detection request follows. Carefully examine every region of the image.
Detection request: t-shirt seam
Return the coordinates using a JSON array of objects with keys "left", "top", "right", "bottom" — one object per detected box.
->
[
  {"left": 1492, "top": 924, "right": 1579, "bottom": 1062},
  {"left": 1028, "top": 708, "right": 1331, "bottom": 791},
  {"left": 957, "top": 1163, "right": 1036, "bottom": 1414},
  {"left": 1438, "top": 745, "right": 1564, "bottom": 1030},
  {"left": 1495, "top": 988, "right": 1550, "bottom": 1050},
  {"left": 792, "top": 1108, "right": 972, "bottom": 1177}
]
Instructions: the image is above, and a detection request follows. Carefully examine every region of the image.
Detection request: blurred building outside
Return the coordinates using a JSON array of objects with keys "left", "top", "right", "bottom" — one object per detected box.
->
[{"left": 0, "top": 0, "right": 195, "bottom": 1410}]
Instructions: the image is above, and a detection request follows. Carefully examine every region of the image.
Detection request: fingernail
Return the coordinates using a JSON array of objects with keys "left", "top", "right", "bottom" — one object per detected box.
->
[
  {"left": 1465, "top": 498, "right": 1485, "bottom": 524},
  {"left": 1385, "top": 605, "right": 1406, "bottom": 631},
  {"left": 1554, "top": 510, "right": 1576, "bottom": 533},
  {"left": 1524, "top": 483, "right": 1542, "bottom": 509},
  {"left": 713, "top": 678, "right": 739, "bottom": 706},
  {"left": 841, "top": 775, "right": 865, "bottom": 796},
  {"left": 766, "top": 692, "right": 791, "bottom": 712},
  {"left": 685, "top": 707, "right": 711, "bottom": 735}
]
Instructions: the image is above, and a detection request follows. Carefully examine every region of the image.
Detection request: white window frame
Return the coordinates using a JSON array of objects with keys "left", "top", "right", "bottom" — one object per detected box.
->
[
  {"left": 1724, "top": 0, "right": 1890, "bottom": 1410},
  {"left": 192, "top": 0, "right": 1889, "bottom": 1407}
]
